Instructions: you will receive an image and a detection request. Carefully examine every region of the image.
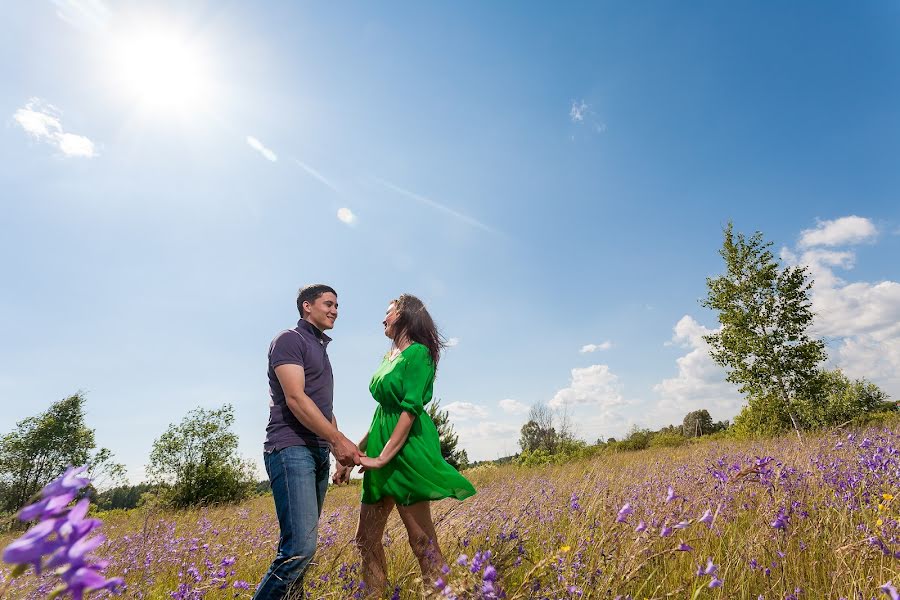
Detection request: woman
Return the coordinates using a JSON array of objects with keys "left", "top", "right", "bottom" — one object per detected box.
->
[{"left": 352, "top": 294, "right": 476, "bottom": 596}]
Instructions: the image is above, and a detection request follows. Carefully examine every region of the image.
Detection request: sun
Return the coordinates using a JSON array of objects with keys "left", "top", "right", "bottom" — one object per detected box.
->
[{"left": 111, "top": 27, "right": 213, "bottom": 113}]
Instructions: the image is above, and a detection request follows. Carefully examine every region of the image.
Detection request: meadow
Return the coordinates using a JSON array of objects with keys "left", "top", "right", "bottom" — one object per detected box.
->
[{"left": 2, "top": 423, "right": 898, "bottom": 600}]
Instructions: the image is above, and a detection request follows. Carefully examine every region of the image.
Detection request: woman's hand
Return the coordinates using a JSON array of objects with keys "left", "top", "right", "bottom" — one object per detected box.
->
[{"left": 358, "top": 455, "right": 388, "bottom": 472}]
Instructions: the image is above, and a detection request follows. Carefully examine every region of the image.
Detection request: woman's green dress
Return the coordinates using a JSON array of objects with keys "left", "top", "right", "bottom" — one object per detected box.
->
[{"left": 361, "top": 342, "right": 476, "bottom": 505}]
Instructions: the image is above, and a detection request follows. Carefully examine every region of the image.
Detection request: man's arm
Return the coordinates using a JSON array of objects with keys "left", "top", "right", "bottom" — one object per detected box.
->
[{"left": 275, "top": 364, "right": 360, "bottom": 466}]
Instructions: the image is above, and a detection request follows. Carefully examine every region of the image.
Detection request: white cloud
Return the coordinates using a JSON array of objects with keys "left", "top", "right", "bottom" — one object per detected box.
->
[
  {"left": 652, "top": 316, "right": 743, "bottom": 423},
  {"left": 446, "top": 337, "right": 459, "bottom": 348},
  {"left": 569, "top": 99, "right": 606, "bottom": 134},
  {"left": 14, "top": 106, "right": 62, "bottom": 138},
  {"left": 549, "top": 364, "right": 624, "bottom": 409},
  {"left": 456, "top": 420, "right": 521, "bottom": 461},
  {"left": 781, "top": 227, "right": 900, "bottom": 395},
  {"left": 13, "top": 99, "right": 97, "bottom": 158},
  {"left": 570, "top": 100, "right": 587, "bottom": 123},
  {"left": 57, "top": 133, "right": 96, "bottom": 158},
  {"left": 246, "top": 136, "right": 277, "bottom": 162},
  {"left": 498, "top": 398, "right": 529, "bottom": 415},
  {"left": 442, "top": 401, "right": 488, "bottom": 421},
  {"left": 336, "top": 207, "right": 356, "bottom": 225},
  {"left": 798, "top": 216, "right": 877, "bottom": 248},
  {"left": 580, "top": 341, "right": 612, "bottom": 353}
]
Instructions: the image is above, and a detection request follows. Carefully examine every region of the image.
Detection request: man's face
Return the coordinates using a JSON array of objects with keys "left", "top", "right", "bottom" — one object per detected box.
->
[{"left": 304, "top": 292, "right": 338, "bottom": 331}]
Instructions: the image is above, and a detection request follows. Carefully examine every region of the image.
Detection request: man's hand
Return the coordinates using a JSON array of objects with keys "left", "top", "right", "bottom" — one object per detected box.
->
[
  {"left": 332, "top": 433, "right": 362, "bottom": 467},
  {"left": 331, "top": 464, "right": 352, "bottom": 485}
]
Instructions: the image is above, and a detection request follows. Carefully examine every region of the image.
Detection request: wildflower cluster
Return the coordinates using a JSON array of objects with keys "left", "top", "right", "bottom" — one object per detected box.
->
[
  {"left": 435, "top": 551, "right": 503, "bottom": 599},
  {"left": 2, "top": 465, "right": 122, "bottom": 599}
]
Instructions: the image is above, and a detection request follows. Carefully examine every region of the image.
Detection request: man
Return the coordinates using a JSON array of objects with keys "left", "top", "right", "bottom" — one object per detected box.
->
[{"left": 253, "top": 284, "right": 361, "bottom": 600}]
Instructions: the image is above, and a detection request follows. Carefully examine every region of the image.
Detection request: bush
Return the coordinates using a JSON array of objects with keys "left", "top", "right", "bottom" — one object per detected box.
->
[{"left": 649, "top": 431, "right": 688, "bottom": 448}]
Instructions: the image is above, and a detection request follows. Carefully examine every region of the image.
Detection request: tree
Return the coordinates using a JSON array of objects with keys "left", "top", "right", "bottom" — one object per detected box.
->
[
  {"left": 0, "top": 393, "right": 124, "bottom": 514},
  {"left": 93, "top": 482, "right": 155, "bottom": 511},
  {"left": 702, "top": 223, "right": 826, "bottom": 436},
  {"left": 682, "top": 409, "right": 715, "bottom": 437},
  {"left": 427, "top": 399, "right": 469, "bottom": 470},
  {"left": 519, "top": 403, "right": 559, "bottom": 454},
  {"left": 146, "top": 405, "right": 256, "bottom": 508}
]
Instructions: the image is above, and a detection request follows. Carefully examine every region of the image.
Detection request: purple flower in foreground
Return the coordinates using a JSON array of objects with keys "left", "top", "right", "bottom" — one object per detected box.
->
[
  {"left": 660, "top": 524, "right": 673, "bottom": 538},
  {"left": 882, "top": 581, "right": 900, "bottom": 600},
  {"left": 676, "top": 541, "right": 693, "bottom": 552},
  {"left": 665, "top": 486, "right": 676, "bottom": 503},
  {"left": 708, "top": 577, "right": 723, "bottom": 589},
  {"left": 1, "top": 465, "right": 123, "bottom": 599},
  {"left": 616, "top": 503, "right": 633, "bottom": 523},
  {"left": 635, "top": 520, "right": 647, "bottom": 533},
  {"left": 699, "top": 509, "right": 714, "bottom": 526}
]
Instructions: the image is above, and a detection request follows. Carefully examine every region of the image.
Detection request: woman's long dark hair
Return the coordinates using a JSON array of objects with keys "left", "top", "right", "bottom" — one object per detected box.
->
[{"left": 391, "top": 294, "right": 446, "bottom": 371}]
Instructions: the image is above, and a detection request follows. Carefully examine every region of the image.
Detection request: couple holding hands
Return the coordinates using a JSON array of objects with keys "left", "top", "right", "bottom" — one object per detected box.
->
[{"left": 253, "top": 284, "right": 476, "bottom": 599}]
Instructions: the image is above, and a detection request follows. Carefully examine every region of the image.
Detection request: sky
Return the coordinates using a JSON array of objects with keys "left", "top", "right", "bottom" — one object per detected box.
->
[{"left": 2, "top": 1, "right": 900, "bottom": 483}]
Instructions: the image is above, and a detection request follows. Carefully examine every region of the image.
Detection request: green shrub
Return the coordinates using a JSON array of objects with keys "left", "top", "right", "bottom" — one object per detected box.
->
[{"left": 649, "top": 431, "right": 688, "bottom": 448}]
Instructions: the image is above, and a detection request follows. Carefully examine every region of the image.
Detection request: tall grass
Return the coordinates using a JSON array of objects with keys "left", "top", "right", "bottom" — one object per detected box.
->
[{"left": 2, "top": 423, "right": 898, "bottom": 599}]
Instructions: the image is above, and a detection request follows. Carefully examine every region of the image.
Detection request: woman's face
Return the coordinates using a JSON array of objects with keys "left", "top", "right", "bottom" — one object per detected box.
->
[{"left": 383, "top": 302, "right": 399, "bottom": 339}]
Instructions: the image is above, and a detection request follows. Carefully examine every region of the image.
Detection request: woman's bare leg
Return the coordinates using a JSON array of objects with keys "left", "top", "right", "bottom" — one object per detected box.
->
[
  {"left": 397, "top": 501, "right": 444, "bottom": 585},
  {"left": 355, "top": 497, "right": 395, "bottom": 598}
]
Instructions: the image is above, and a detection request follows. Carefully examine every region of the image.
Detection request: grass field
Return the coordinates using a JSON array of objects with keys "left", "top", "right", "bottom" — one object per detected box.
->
[{"left": 2, "top": 424, "right": 899, "bottom": 599}]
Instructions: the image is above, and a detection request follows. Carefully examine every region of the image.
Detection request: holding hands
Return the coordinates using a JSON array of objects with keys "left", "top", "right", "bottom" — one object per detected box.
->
[
  {"left": 332, "top": 433, "right": 363, "bottom": 467},
  {"left": 358, "top": 455, "right": 388, "bottom": 471}
]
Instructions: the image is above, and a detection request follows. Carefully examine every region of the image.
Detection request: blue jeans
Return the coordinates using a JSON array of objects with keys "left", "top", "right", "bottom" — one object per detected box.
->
[{"left": 253, "top": 445, "right": 330, "bottom": 600}]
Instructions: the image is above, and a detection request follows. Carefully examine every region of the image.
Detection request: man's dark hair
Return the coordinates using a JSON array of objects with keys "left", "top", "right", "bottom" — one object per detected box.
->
[{"left": 297, "top": 284, "right": 337, "bottom": 317}]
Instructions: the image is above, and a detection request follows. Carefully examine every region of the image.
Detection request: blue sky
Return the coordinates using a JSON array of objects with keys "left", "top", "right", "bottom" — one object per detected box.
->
[{"left": 2, "top": 1, "right": 900, "bottom": 481}]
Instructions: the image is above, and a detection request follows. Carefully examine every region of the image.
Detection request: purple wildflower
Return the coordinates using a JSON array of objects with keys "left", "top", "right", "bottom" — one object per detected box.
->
[
  {"left": 1, "top": 465, "right": 123, "bottom": 598},
  {"left": 698, "top": 509, "right": 714, "bottom": 525},
  {"left": 616, "top": 503, "right": 633, "bottom": 523},
  {"left": 882, "top": 582, "right": 900, "bottom": 600},
  {"left": 709, "top": 577, "right": 723, "bottom": 588},
  {"left": 676, "top": 541, "right": 693, "bottom": 552},
  {"left": 635, "top": 520, "right": 647, "bottom": 533},
  {"left": 665, "top": 486, "right": 676, "bottom": 503},
  {"left": 697, "top": 557, "right": 717, "bottom": 576},
  {"left": 771, "top": 508, "right": 789, "bottom": 530}
]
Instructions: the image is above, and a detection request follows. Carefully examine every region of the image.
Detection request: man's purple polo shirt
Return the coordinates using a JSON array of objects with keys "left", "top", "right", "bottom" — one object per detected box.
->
[{"left": 264, "top": 318, "right": 334, "bottom": 452}]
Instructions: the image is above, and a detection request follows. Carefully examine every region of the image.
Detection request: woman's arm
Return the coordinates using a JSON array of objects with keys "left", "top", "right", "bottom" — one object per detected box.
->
[
  {"left": 360, "top": 412, "right": 415, "bottom": 469},
  {"left": 357, "top": 432, "right": 369, "bottom": 453},
  {"left": 360, "top": 345, "right": 432, "bottom": 470}
]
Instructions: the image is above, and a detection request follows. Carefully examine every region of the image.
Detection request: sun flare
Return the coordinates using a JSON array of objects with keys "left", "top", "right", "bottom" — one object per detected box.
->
[{"left": 111, "top": 27, "right": 212, "bottom": 113}]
